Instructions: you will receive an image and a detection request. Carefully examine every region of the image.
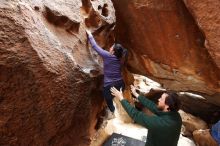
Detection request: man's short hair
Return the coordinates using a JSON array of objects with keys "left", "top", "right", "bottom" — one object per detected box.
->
[{"left": 165, "top": 91, "right": 181, "bottom": 111}]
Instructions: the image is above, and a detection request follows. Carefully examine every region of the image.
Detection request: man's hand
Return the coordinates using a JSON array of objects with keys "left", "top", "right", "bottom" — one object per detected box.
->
[
  {"left": 130, "top": 85, "right": 139, "bottom": 98},
  {"left": 86, "top": 29, "right": 92, "bottom": 37},
  {"left": 110, "top": 87, "right": 124, "bottom": 101}
]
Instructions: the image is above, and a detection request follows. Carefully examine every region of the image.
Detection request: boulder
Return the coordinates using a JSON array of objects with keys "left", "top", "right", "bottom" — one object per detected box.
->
[
  {"left": 193, "top": 129, "right": 218, "bottom": 146},
  {"left": 0, "top": 0, "right": 115, "bottom": 145},
  {"left": 179, "top": 110, "right": 208, "bottom": 137}
]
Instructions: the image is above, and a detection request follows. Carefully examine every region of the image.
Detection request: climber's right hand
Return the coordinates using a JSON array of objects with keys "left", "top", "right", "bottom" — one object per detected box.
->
[{"left": 86, "top": 29, "right": 92, "bottom": 37}]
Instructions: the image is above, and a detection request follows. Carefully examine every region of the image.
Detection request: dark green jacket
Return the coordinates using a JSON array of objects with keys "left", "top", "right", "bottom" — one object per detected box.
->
[{"left": 121, "top": 95, "right": 182, "bottom": 146}]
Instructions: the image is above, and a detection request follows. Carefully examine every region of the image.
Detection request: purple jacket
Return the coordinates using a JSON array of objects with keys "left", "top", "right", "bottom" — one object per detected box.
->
[{"left": 88, "top": 35, "right": 123, "bottom": 87}]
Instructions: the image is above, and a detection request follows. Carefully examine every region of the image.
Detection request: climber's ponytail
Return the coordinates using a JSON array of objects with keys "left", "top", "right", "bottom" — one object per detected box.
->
[
  {"left": 121, "top": 47, "right": 128, "bottom": 66},
  {"left": 113, "top": 43, "right": 128, "bottom": 66}
]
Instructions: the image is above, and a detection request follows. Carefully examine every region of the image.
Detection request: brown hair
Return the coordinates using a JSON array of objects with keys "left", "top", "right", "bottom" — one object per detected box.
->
[{"left": 165, "top": 91, "right": 181, "bottom": 111}]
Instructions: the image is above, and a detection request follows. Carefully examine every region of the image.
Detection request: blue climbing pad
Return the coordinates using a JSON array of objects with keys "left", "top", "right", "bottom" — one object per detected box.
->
[
  {"left": 103, "top": 133, "right": 145, "bottom": 146},
  {"left": 211, "top": 120, "right": 220, "bottom": 144}
]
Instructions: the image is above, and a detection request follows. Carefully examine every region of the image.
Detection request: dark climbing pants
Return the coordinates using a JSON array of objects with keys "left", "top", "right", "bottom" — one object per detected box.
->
[{"left": 103, "top": 80, "right": 125, "bottom": 113}]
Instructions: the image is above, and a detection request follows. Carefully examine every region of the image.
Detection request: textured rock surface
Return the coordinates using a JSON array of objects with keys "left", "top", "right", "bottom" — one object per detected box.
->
[
  {"left": 179, "top": 92, "right": 220, "bottom": 124},
  {"left": 183, "top": 0, "right": 220, "bottom": 69},
  {"left": 112, "top": 0, "right": 220, "bottom": 105},
  {"left": 193, "top": 129, "right": 218, "bottom": 146},
  {"left": 179, "top": 110, "right": 208, "bottom": 137},
  {"left": 0, "top": 0, "right": 115, "bottom": 145}
]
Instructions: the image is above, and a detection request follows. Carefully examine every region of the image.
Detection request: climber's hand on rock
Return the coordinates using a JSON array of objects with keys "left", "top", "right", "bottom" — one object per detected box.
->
[{"left": 86, "top": 29, "right": 92, "bottom": 37}]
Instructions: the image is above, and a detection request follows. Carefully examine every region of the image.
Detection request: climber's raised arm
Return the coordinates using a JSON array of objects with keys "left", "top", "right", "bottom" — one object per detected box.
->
[{"left": 86, "top": 30, "right": 109, "bottom": 57}]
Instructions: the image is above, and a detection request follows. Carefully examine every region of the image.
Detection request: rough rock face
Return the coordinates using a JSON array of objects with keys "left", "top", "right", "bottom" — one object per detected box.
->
[
  {"left": 112, "top": 0, "right": 220, "bottom": 105},
  {"left": 193, "top": 129, "right": 218, "bottom": 146},
  {"left": 0, "top": 0, "right": 115, "bottom": 145},
  {"left": 183, "top": 0, "right": 220, "bottom": 69},
  {"left": 179, "top": 110, "right": 208, "bottom": 137},
  {"left": 179, "top": 93, "right": 220, "bottom": 124}
]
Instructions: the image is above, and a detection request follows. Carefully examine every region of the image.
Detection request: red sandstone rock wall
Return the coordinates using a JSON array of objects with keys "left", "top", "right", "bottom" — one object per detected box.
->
[
  {"left": 0, "top": 0, "right": 115, "bottom": 145},
  {"left": 112, "top": 0, "right": 220, "bottom": 105},
  {"left": 1, "top": 0, "right": 220, "bottom": 145},
  {"left": 183, "top": 0, "right": 220, "bottom": 69}
]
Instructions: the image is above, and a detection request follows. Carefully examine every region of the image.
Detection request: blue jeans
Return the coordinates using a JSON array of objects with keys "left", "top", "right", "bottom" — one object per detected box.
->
[{"left": 103, "top": 80, "right": 125, "bottom": 112}]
